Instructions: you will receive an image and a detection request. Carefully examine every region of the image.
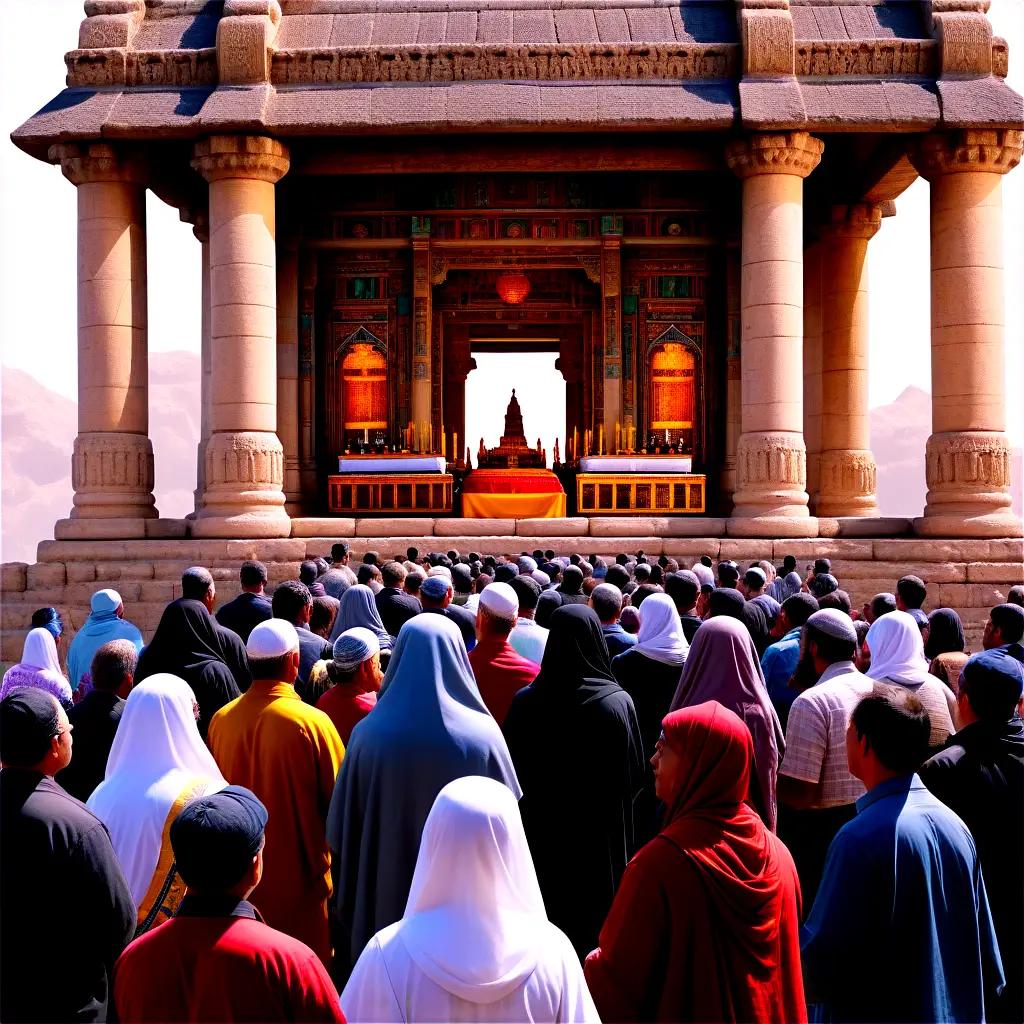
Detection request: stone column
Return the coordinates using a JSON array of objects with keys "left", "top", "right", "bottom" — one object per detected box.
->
[
  {"left": 803, "top": 240, "right": 823, "bottom": 510},
  {"left": 411, "top": 220, "right": 432, "bottom": 447},
  {"left": 277, "top": 241, "right": 301, "bottom": 511},
  {"left": 601, "top": 228, "right": 624, "bottom": 447},
  {"left": 298, "top": 251, "right": 318, "bottom": 506},
  {"left": 192, "top": 214, "right": 212, "bottom": 515},
  {"left": 50, "top": 142, "right": 156, "bottom": 534},
  {"left": 191, "top": 135, "right": 290, "bottom": 538},
  {"left": 721, "top": 245, "right": 742, "bottom": 507},
  {"left": 911, "top": 129, "right": 1022, "bottom": 537},
  {"left": 816, "top": 204, "right": 880, "bottom": 516},
  {"left": 725, "top": 132, "right": 823, "bottom": 536}
]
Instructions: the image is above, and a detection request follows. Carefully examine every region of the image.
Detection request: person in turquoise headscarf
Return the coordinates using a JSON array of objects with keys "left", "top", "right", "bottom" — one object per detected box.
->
[{"left": 66, "top": 589, "right": 144, "bottom": 697}]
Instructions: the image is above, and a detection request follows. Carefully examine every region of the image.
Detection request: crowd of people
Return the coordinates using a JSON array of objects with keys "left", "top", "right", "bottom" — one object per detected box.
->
[{"left": 2, "top": 541, "right": 1023, "bottom": 1023}]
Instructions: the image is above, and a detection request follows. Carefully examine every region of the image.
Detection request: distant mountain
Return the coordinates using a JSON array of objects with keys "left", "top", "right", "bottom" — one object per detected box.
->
[
  {"left": 870, "top": 385, "right": 1023, "bottom": 518},
  {"left": 1, "top": 370, "right": 1019, "bottom": 563},
  {"left": 1, "top": 352, "right": 201, "bottom": 564}
]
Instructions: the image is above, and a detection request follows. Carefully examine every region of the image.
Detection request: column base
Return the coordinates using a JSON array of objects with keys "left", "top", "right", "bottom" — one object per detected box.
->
[
  {"left": 815, "top": 449, "right": 879, "bottom": 517},
  {"left": 732, "top": 431, "right": 810, "bottom": 520},
  {"left": 193, "top": 430, "right": 289, "bottom": 536},
  {"left": 918, "top": 430, "right": 1017, "bottom": 537},
  {"left": 70, "top": 432, "right": 158, "bottom": 520}
]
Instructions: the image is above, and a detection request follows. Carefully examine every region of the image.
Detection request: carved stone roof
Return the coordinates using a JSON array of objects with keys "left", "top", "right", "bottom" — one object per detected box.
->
[{"left": 10, "top": 0, "right": 1023, "bottom": 161}]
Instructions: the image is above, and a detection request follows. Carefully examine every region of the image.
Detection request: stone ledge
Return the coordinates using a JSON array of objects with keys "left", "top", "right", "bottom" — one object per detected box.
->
[
  {"left": 355, "top": 518, "right": 435, "bottom": 537},
  {"left": 966, "top": 562, "right": 1024, "bottom": 583},
  {"left": 434, "top": 519, "right": 516, "bottom": 537},
  {"left": 0, "top": 564, "right": 27, "bottom": 593},
  {"left": 514, "top": 518, "right": 589, "bottom": 537},
  {"left": 290, "top": 518, "right": 357, "bottom": 538},
  {"left": 54, "top": 517, "right": 150, "bottom": 541}
]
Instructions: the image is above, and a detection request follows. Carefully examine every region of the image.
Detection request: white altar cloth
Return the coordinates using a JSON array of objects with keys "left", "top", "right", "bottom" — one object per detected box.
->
[
  {"left": 337, "top": 457, "right": 446, "bottom": 473},
  {"left": 578, "top": 457, "right": 693, "bottom": 473}
]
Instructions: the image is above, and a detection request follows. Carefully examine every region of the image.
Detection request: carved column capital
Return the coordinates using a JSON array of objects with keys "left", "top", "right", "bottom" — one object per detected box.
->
[
  {"left": 49, "top": 142, "right": 147, "bottom": 186},
  {"left": 817, "top": 450, "right": 878, "bottom": 516},
  {"left": 820, "top": 203, "right": 883, "bottom": 241},
  {"left": 71, "top": 432, "right": 156, "bottom": 519},
  {"left": 910, "top": 129, "right": 1023, "bottom": 179},
  {"left": 725, "top": 132, "right": 824, "bottom": 179},
  {"left": 191, "top": 135, "right": 290, "bottom": 184}
]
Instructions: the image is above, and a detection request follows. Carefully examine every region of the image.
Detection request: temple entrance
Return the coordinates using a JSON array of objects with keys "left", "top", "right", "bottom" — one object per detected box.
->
[{"left": 464, "top": 347, "right": 566, "bottom": 469}]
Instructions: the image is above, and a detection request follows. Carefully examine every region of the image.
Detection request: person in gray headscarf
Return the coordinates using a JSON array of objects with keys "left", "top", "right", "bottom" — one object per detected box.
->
[
  {"left": 328, "top": 584, "right": 393, "bottom": 656},
  {"left": 326, "top": 614, "right": 520, "bottom": 980}
]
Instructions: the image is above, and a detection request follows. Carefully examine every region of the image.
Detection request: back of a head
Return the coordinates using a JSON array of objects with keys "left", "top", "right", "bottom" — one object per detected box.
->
[
  {"left": 605, "top": 564, "right": 630, "bottom": 591},
  {"left": 356, "top": 564, "right": 378, "bottom": 587},
  {"left": 852, "top": 690, "right": 930, "bottom": 774},
  {"left": 271, "top": 580, "right": 312, "bottom": 624},
  {"left": 700, "top": 554, "right": 713, "bottom": 569},
  {"left": 782, "top": 592, "right": 818, "bottom": 628},
  {"left": 813, "top": 557, "right": 831, "bottom": 576},
  {"left": 310, "top": 596, "right": 340, "bottom": 637},
  {"left": 590, "top": 583, "right": 623, "bottom": 622},
  {"left": 615, "top": 553, "right": 629, "bottom": 566},
  {"left": 717, "top": 562, "right": 739, "bottom": 588},
  {"left": 633, "top": 563, "right": 652, "bottom": 583},
  {"left": 897, "top": 575, "right": 927, "bottom": 610},
  {"left": 632, "top": 583, "right": 661, "bottom": 608},
  {"left": 90, "top": 639, "right": 139, "bottom": 692},
  {"left": 299, "top": 560, "right": 319, "bottom": 586},
  {"left": 871, "top": 592, "right": 898, "bottom": 620},
  {"left": 332, "top": 542, "right": 350, "bottom": 562},
  {"left": 0, "top": 688, "right": 61, "bottom": 768},
  {"left": 181, "top": 566, "right": 214, "bottom": 601},
  {"left": 665, "top": 571, "right": 699, "bottom": 610},
  {"left": 239, "top": 560, "right": 268, "bottom": 589},
  {"left": 452, "top": 564, "right": 473, "bottom": 594},
  {"left": 30, "top": 607, "right": 63, "bottom": 638},
  {"left": 991, "top": 602, "right": 1024, "bottom": 645},
  {"left": 960, "top": 647, "right": 1024, "bottom": 723},
  {"left": 419, "top": 575, "right": 452, "bottom": 606},
  {"left": 804, "top": 609, "right": 857, "bottom": 665},
  {"left": 247, "top": 619, "right": 300, "bottom": 681},
  {"left": 561, "top": 565, "right": 584, "bottom": 593},
  {"left": 381, "top": 560, "right": 406, "bottom": 588},
  {"left": 808, "top": 573, "right": 839, "bottom": 599},
  {"left": 405, "top": 570, "right": 425, "bottom": 596},
  {"left": 782, "top": 554, "right": 797, "bottom": 573},
  {"left": 816, "top": 589, "right": 852, "bottom": 614},
  {"left": 1008, "top": 585, "right": 1024, "bottom": 608},
  {"left": 743, "top": 568, "right": 766, "bottom": 593},
  {"left": 509, "top": 574, "right": 541, "bottom": 612}
]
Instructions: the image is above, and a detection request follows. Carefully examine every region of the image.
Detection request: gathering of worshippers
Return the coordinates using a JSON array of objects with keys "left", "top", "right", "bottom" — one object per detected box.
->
[{"left": 1, "top": 546, "right": 1023, "bottom": 1024}]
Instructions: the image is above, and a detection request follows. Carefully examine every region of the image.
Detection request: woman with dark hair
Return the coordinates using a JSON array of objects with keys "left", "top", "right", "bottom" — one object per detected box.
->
[
  {"left": 503, "top": 605, "right": 645, "bottom": 957},
  {"left": 585, "top": 702, "right": 805, "bottom": 1023},
  {"left": 924, "top": 607, "right": 969, "bottom": 693}
]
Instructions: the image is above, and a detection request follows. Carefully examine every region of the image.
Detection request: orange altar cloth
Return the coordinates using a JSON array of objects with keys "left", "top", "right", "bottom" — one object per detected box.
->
[{"left": 461, "top": 469, "right": 566, "bottom": 519}]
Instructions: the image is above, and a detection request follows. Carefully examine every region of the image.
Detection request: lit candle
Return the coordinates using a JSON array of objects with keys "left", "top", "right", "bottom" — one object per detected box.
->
[
  {"left": 664, "top": 427, "right": 669, "bottom": 444},
  {"left": 599, "top": 424, "right": 604, "bottom": 457},
  {"left": 453, "top": 432, "right": 458, "bottom": 463},
  {"left": 364, "top": 428, "right": 369, "bottom": 445},
  {"left": 441, "top": 428, "right": 446, "bottom": 460},
  {"left": 429, "top": 423, "right": 433, "bottom": 453},
  {"left": 572, "top": 427, "right": 578, "bottom": 462},
  {"left": 615, "top": 420, "right": 621, "bottom": 455}
]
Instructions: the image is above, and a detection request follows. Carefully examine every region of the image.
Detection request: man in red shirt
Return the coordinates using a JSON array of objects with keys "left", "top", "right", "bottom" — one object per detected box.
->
[
  {"left": 317, "top": 628, "right": 382, "bottom": 744},
  {"left": 468, "top": 582, "right": 539, "bottom": 725},
  {"left": 113, "top": 786, "right": 345, "bottom": 1023}
]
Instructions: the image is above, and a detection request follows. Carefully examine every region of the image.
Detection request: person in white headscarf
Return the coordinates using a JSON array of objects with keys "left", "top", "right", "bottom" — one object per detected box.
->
[
  {"left": 865, "top": 610, "right": 958, "bottom": 747},
  {"left": 611, "top": 592, "right": 689, "bottom": 842},
  {"left": 0, "top": 628, "right": 73, "bottom": 708},
  {"left": 87, "top": 674, "right": 226, "bottom": 934},
  {"left": 328, "top": 614, "right": 521, "bottom": 979},
  {"left": 341, "top": 776, "right": 599, "bottom": 1023}
]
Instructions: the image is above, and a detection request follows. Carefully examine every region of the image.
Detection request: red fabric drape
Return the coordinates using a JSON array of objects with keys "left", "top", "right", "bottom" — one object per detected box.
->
[{"left": 585, "top": 701, "right": 806, "bottom": 1023}]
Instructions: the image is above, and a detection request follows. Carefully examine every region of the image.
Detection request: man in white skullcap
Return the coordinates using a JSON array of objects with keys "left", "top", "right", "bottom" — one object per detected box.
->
[
  {"left": 317, "top": 627, "right": 383, "bottom": 744},
  {"left": 208, "top": 619, "right": 345, "bottom": 968},
  {"left": 468, "top": 581, "right": 539, "bottom": 725},
  {"left": 776, "top": 608, "right": 872, "bottom": 907}
]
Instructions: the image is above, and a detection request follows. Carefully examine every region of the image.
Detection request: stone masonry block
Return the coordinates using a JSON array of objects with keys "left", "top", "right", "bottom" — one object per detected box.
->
[
  {"left": 664, "top": 519, "right": 728, "bottom": 537},
  {"left": 773, "top": 539, "right": 875, "bottom": 561},
  {"left": 355, "top": 519, "right": 435, "bottom": 537},
  {"left": 829, "top": 560, "right": 966, "bottom": 583},
  {"left": 872, "top": 540, "right": 1022, "bottom": 563},
  {"left": 140, "top": 581, "right": 176, "bottom": 603},
  {"left": 662, "top": 540, "right": 723, "bottom": 559},
  {"left": 590, "top": 518, "right": 674, "bottom": 538},
  {"left": 119, "top": 563, "right": 155, "bottom": 580},
  {"left": 27, "top": 563, "right": 66, "bottom": 589},
  {"left": 2, "top": 631, "right": 27, "bottom": 663},
  {"left": 719, "top": 540, "right": 775, "bottom": 562},
  {"left": 222, "top": 539, "right": 308, "bottom": 563},
  {"left": 966, "top": 563, "right": 1024, "bottom": 583},
  {"left": 515, "top": 519, "right": 589, "bottom": 537},
  {"left": 435, "top": 519, "right": 516, "bottom": 537},
  {"left": 0, "top": 564, "right": 28, "bottom": 593},
  {"left": 1, "top": 600, "right": 37, "bottom": 632},
  {"left": 267, "top": 562, "right": 302, "bottom": 582},
  {"left": 290, "top": 518, "right": 356, "bottom": 538},
  {"left": 66, "top": 563, "right": 97, "bottom": 584}
]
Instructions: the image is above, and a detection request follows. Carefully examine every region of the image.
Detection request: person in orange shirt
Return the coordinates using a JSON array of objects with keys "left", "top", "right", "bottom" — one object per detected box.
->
[{"left": 208, "top": 620, "right": 344, "bottom": 968}]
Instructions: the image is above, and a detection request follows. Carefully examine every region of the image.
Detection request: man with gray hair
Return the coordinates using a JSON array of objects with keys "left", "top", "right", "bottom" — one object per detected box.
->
[
  {"left": 468, "top": 582, "right": 538, "bottom": 725},
  {"left": 590, "top": 582, "right": 636, "bottom": 658}
]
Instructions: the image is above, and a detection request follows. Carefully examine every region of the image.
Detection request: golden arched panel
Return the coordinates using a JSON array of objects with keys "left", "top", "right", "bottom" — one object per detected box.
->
[{"left": 341, "top": 343, "right": 388, "bottom": 430}]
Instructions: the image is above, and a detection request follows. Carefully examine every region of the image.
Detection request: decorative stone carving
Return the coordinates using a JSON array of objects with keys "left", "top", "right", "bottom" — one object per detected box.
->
[
  {"left": 202, "top": 431, "right": 285, "bottom": 504},
  {"left": 794, "top": 40, "right": 936, "bottom": 78},
  {"left": 271, "top": 43, "right": 737, "bottom": 87},
  {"left": 736, "top": 433, "right": 807, "bottom": 487},
  {"left": 817, "top": 450, "right": 878, "bottom": 517},
  {"left": 191, "top": 136, "right": 289, "bottom": 184},
  {"left": 577, "top": 256, "right": 602, "bottom": 285},
  {"left": 929, "top": 0, "right": 993, "bottom": 77},
  {"left": 217, "top": 0, "right": 281, "bottom": 85},
  {"left": 725, "top": 132, "right": 824, "bottom": 179},
  {"left": 78, "top": 0, "right": 144, "bottom": 50},
  {"left": 71, "top": 433, "right": 156, "bottom": 519},
  {"left": 49, "top": 142, "right": 146, "bottom": 186},
  {"left": 738, "top": 0, "right": 795, "bottom": 77},
  {"left": 820, "top": 203, "right": 883, "bottom": 241},
  {"left": 911, "top": 129, "right": 1023, "bottom": 179}
]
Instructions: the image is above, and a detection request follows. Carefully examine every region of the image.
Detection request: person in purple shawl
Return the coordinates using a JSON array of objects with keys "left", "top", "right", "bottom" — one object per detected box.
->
[{"left": 670, "top": 617, "right": 785, "bottom": 831}]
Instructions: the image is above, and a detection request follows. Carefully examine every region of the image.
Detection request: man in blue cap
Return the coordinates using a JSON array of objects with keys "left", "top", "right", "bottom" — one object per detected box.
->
[
  {"left": 920, "top": 646, "right": 1024, "bottom": 1023},
  {"left": 113, "top": 786, "right": 345, "bottom": 1023},
  {"left": 418, "top": 573, "right": 475, "bottom": 651}
]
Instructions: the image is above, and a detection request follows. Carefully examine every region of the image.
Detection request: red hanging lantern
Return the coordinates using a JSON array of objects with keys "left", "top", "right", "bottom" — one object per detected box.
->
[{"left": 496, "top": 271, "right": 531, "bottom": 304}]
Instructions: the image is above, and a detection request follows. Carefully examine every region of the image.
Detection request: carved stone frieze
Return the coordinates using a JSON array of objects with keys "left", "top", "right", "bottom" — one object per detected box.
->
[
  {"left": 65, "top": 48, "right": 218, "bottom": 88},
  {"left": 204, "top": 431, "right": 284, "bottom": 493},
  {"left": 735, "top": 433, "right": 807, "bottom": 488},
  {"left": 71, "top": 432, "right": 156, "bottom": 519},
  {"left": 817, "top": 450, "right": 878, "bottom": 516},
  {"left": 911, "top": 129, "right": 1023, "bottom": 179},
  {"left": 795, "top": 39, "right": 936, "bottom": 77},
  {"left": 271, "top": 42, "right": 737, "bottom": 86},
  {"left": 925, "top": 431, "right": 1012, "bottom": 493},
  {"left": 191, "top": 136, "right": 289, "bottom": 184},
  {"left": 49, "top": 142, "right": 147, "bottom": 186},
  {"left": 725, "top": 132, "right": 824, "bottom": 179}
]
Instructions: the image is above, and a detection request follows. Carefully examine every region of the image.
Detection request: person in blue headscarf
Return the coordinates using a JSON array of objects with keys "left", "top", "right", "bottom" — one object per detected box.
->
[
  {"left": 66, "top": 589, "right": 144, "bottom": 697},
  {"left": 326, "top": 614, "right": 520, "bottom": 980},
  {"left": 328, "top": 584, "right": 393, "bottom": 656}
]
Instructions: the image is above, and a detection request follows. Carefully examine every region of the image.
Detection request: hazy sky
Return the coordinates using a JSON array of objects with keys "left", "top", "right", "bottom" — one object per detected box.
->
[{"left": 2, "top": 0, "right": 1021, "bottom": 461}]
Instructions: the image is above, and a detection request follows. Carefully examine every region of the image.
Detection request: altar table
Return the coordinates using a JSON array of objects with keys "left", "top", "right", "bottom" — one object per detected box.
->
[
  {"left": 578, "top": 456, "right": 693, "bottom": 473},
  {"left": 462, "top": 469, "right": 566, "bottom": 519},
  {"left": 337, "top": 456, "right": 446, "bottom": 473}
]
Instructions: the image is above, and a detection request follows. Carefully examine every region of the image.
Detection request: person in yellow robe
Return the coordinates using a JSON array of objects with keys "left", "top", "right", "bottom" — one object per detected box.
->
[{"left": 208, "top": 619, "right": 344, "bottom": 968}]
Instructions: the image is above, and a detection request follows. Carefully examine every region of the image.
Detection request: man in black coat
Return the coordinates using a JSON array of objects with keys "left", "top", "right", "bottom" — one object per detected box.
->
[
  {"left": 216, "top": 560, "right": 273, "bottom": 643},
  {"left": 375, "top": 561, "right": 420, "bottom": 638},
  {"left": 1, "top": 689, "right": 135, "bottom": 1022}
]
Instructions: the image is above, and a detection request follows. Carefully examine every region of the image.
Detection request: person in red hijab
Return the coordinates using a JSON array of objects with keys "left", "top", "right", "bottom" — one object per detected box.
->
[{"left": 584, "top": 701, "right": 806, "bottom": 1024}]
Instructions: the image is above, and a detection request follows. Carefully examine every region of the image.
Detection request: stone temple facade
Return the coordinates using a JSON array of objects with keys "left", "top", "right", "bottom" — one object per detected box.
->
[{"left": 3, "top": 0, "right": 1023, "bottom": 659}]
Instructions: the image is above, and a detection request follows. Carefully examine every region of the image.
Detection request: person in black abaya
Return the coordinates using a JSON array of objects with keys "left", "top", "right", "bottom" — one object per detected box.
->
[
  {"left": 502, "top": 604, "right": 645, "bottom": 959},
  {"left": 135, "top": 599, "right": 249, "bottom": 735}
]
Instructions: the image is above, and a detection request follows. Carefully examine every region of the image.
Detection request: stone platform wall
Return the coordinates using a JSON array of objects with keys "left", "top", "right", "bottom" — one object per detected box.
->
[{"left": 1, "top": 519, "right": 1021, "bottom": 668}]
